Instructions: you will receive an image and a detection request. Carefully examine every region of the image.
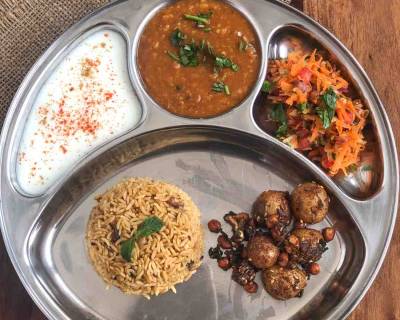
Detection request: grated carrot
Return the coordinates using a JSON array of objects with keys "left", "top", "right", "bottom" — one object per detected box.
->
[{"left": 266, "top": 48, "right": 368, "bottom": 176}]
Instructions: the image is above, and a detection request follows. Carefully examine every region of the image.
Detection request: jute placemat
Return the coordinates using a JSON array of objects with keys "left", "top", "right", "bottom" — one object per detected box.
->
[{"left": 0, "top": 0, "right": 110, "bottom": 130}]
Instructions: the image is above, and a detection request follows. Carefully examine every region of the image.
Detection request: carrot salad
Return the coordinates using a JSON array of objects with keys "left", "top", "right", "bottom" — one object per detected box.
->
[{"left": 263, "top": 49, "right": 368, "bottom": 176}]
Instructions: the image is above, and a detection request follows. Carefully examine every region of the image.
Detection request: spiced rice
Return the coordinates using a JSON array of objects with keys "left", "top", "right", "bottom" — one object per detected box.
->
[{"left": 86, "top": 177, "right": 203, "bottom": 298}]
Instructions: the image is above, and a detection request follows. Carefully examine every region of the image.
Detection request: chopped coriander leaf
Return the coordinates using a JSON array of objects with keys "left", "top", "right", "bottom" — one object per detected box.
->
[
  {"left": 270, "top": 104, "right": 288, "bottom": 137},
  {"left": 261, "top": 80, "right": 272, "bottom": 93},
  {"left": 206, "top": 42, "right": 215, "bottom": 56},
  {"left": 167, "top": 51, "right": 180, "bottom": 62},
  {"left": 276, "top": 122, "right": 288, "bottom": 137},
  {"left": 317, "top": 87, "right": 337, "bottom": 129},
  {"left": 199, "top": 39, "right": 206, "bottom": 50},
  {"left": 322, "top": 87, "right": 337, "bottom": 110},
  {"left": 215, "top": 56, "right": 230, "bottom": 68},
  {"left": 184, "top": 13, "right": 211, "bottom": 27},
  {"left": 212, "top": 82, "right": 225, "bottom": 92},
  {"left": 316, "top": 107, "right": 332, "bottom": 129},
  {"left": 297, "top": 102, "right": 308, "bottom": 113},
  {"left": 239, "top": 39, "right": 246, "bottom": 51},
  {"left": 224, "top": 84, "right": 230, "bottom": 95},
  {"left": 170, "top": 29, "right": 186, "bottom": 47},
  {"left": 239, "top": 39, "right": 254, "bottom": 52},
  {"left": 271, "top": 103, "right": 286, "bottom": 123},
  {"left": 214, "top": 56, "right": 238, "bottom": 72},
  {"left": 198, "top": 11, "right": 213, "bottom": 19},
  {"left": 212, "top": 82, "right": 230, "bottom": 95},
  {"left": 179, "top": 41, "right": 199, "bottom": 66}
]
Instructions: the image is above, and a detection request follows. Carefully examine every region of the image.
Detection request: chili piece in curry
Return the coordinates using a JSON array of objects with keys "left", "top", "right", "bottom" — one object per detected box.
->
[{"left": 137, "top": 0, "right": 261, "bottom": 118}]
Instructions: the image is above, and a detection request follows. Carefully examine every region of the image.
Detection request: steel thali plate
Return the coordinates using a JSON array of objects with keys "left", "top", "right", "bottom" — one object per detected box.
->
[{"left": 0, "top": 0, "right": 398, "bottom": 319}]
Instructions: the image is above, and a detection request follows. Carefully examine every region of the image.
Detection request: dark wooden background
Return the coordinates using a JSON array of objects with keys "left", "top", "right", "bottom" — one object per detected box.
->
[{"left": 0, "top": 0, "right": 399, "bottom": 319}]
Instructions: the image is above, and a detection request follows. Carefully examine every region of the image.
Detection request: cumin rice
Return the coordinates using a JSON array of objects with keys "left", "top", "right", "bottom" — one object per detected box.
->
[{"left": 86, "top": 178, "right": 203, "bottom": 298}]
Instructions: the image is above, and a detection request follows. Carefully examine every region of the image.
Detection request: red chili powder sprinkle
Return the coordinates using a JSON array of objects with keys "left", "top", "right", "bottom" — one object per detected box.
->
[{"left": 104, "top": 92, "right": 113, "bottom": 101}]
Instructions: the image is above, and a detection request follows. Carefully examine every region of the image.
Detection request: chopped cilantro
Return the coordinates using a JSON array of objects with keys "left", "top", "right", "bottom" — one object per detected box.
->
[
  {"left": 261, "top": 80, "right": 272, "bottom": 93},
  {"left": 170, "top": 29, "right": 186, "bottom": 47},
  {"left": 270, "top": 104, "right": 288, "bottom": 137},
  {"left": 316, "top": 87, "right": 337, "bottom": 128},
  {"left": 212, "top": 81, "right": 230, "bottom": 95}
]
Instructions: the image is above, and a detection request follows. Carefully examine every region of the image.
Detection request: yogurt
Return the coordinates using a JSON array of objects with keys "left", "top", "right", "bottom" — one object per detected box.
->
[{"left": 16, "top": 30, "right": 142, "bottom": 195}]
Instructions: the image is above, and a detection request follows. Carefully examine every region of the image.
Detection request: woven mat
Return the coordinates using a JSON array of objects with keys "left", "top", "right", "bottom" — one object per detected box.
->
[{"left": 0, "top": 0, "right": 110, "bottom": 129}]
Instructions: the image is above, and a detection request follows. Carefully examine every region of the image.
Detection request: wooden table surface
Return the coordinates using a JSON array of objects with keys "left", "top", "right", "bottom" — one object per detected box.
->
[{"left": 0, "top": 0, "right": 399, "bottom": 319}]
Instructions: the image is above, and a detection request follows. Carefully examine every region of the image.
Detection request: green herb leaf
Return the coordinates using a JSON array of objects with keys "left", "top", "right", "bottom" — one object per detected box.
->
[
  {"left": 212, "top": 82, "right": 224, "bottom": 92},
  {"left": 296, "top": 102, "right": 308, "bottom": 113},
  {"left": 184, "top": 13, "right": 211, "bottom": 27},
  {"left": 167, "top": 50, "right": 180, "bottom": 62},
  {"left": 231, "top": 63, "right": 239, "bottom": 72},
  {"left": 261, "top": 80, "right": 272, "bottom": 93},
  {"left": 135, "top": 216, "right": 164, "bottom": 239},
  {"left": 214, "top": 56, "right": 238, "bottom": 72},
  {"left": 206, "top": 42, "right": 215, "bottom": 56},
  {"left": 179, "top": 41, "right": 199, "bottom": 66},
  {"left": 212, "top": 81, "right": 230, "bottom": 95},
  {"left": 322, "top": 87, "right": 337, "bottom": 110},
  {"left": 170, "top": 29, "right": 186, "bottom": 47},
  {"left": 238, "top": 39, "right": 254, "bottom": 52},
  {"left": 120, "top": 238, "right": 135, "bottom": 262},
  {"left": 239, "top": 39, "right": 246, "bottom": 52},
  {"left": 270, "top": 104, "right": 288, "bottom": 137},
  {"left": 224, "top": 84, "right": 230, "bottom": 95},
  {"left": 271, "top": 103, "right": 286, "bottom": 123},
  {"left": 316, "top": 108, "right": 331, "bottom": 129},
  {"left": 316, "top": 87, "right": 337, "bottom": 129},
  {"left": 120, "top": 216, "right": 164, "bottom": 262},
  {"left": 347, "top": 164, "right": 358, "bottom": 172},
  {"left": 276, "top": 123, "right": 288, "bottom": 138}
]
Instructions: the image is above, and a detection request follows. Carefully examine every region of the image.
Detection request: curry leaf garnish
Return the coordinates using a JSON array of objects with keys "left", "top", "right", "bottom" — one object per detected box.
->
[
  {"left": 120, "top": 216, "right": 164, "bottom": 262},
  {"left": 270, "top": 103, "right": 288, "bottom": 137},
  {"left": 317, "top": 87, "right": 337, "bottom": 129},
  {"left": 170, "top": 29, "right": 186, "bottom": 47},
  {"left": 261, "top": 80, "right": 272, "bottom": 93}
]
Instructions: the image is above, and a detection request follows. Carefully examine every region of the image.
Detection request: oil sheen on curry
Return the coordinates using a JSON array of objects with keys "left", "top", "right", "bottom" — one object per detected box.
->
[{"left": 137, "top": 0, "right": 261, "bottom": 118}]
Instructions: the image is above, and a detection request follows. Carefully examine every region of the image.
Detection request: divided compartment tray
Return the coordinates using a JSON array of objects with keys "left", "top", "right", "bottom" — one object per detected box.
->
[{"left": 0, "top": 1, "right": 398, "bottom": 320}]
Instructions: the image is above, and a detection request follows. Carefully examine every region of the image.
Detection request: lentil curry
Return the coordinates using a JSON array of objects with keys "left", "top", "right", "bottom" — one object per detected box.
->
[{"left": 137, "top": 0, "right": 261, "bottom": 118}]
